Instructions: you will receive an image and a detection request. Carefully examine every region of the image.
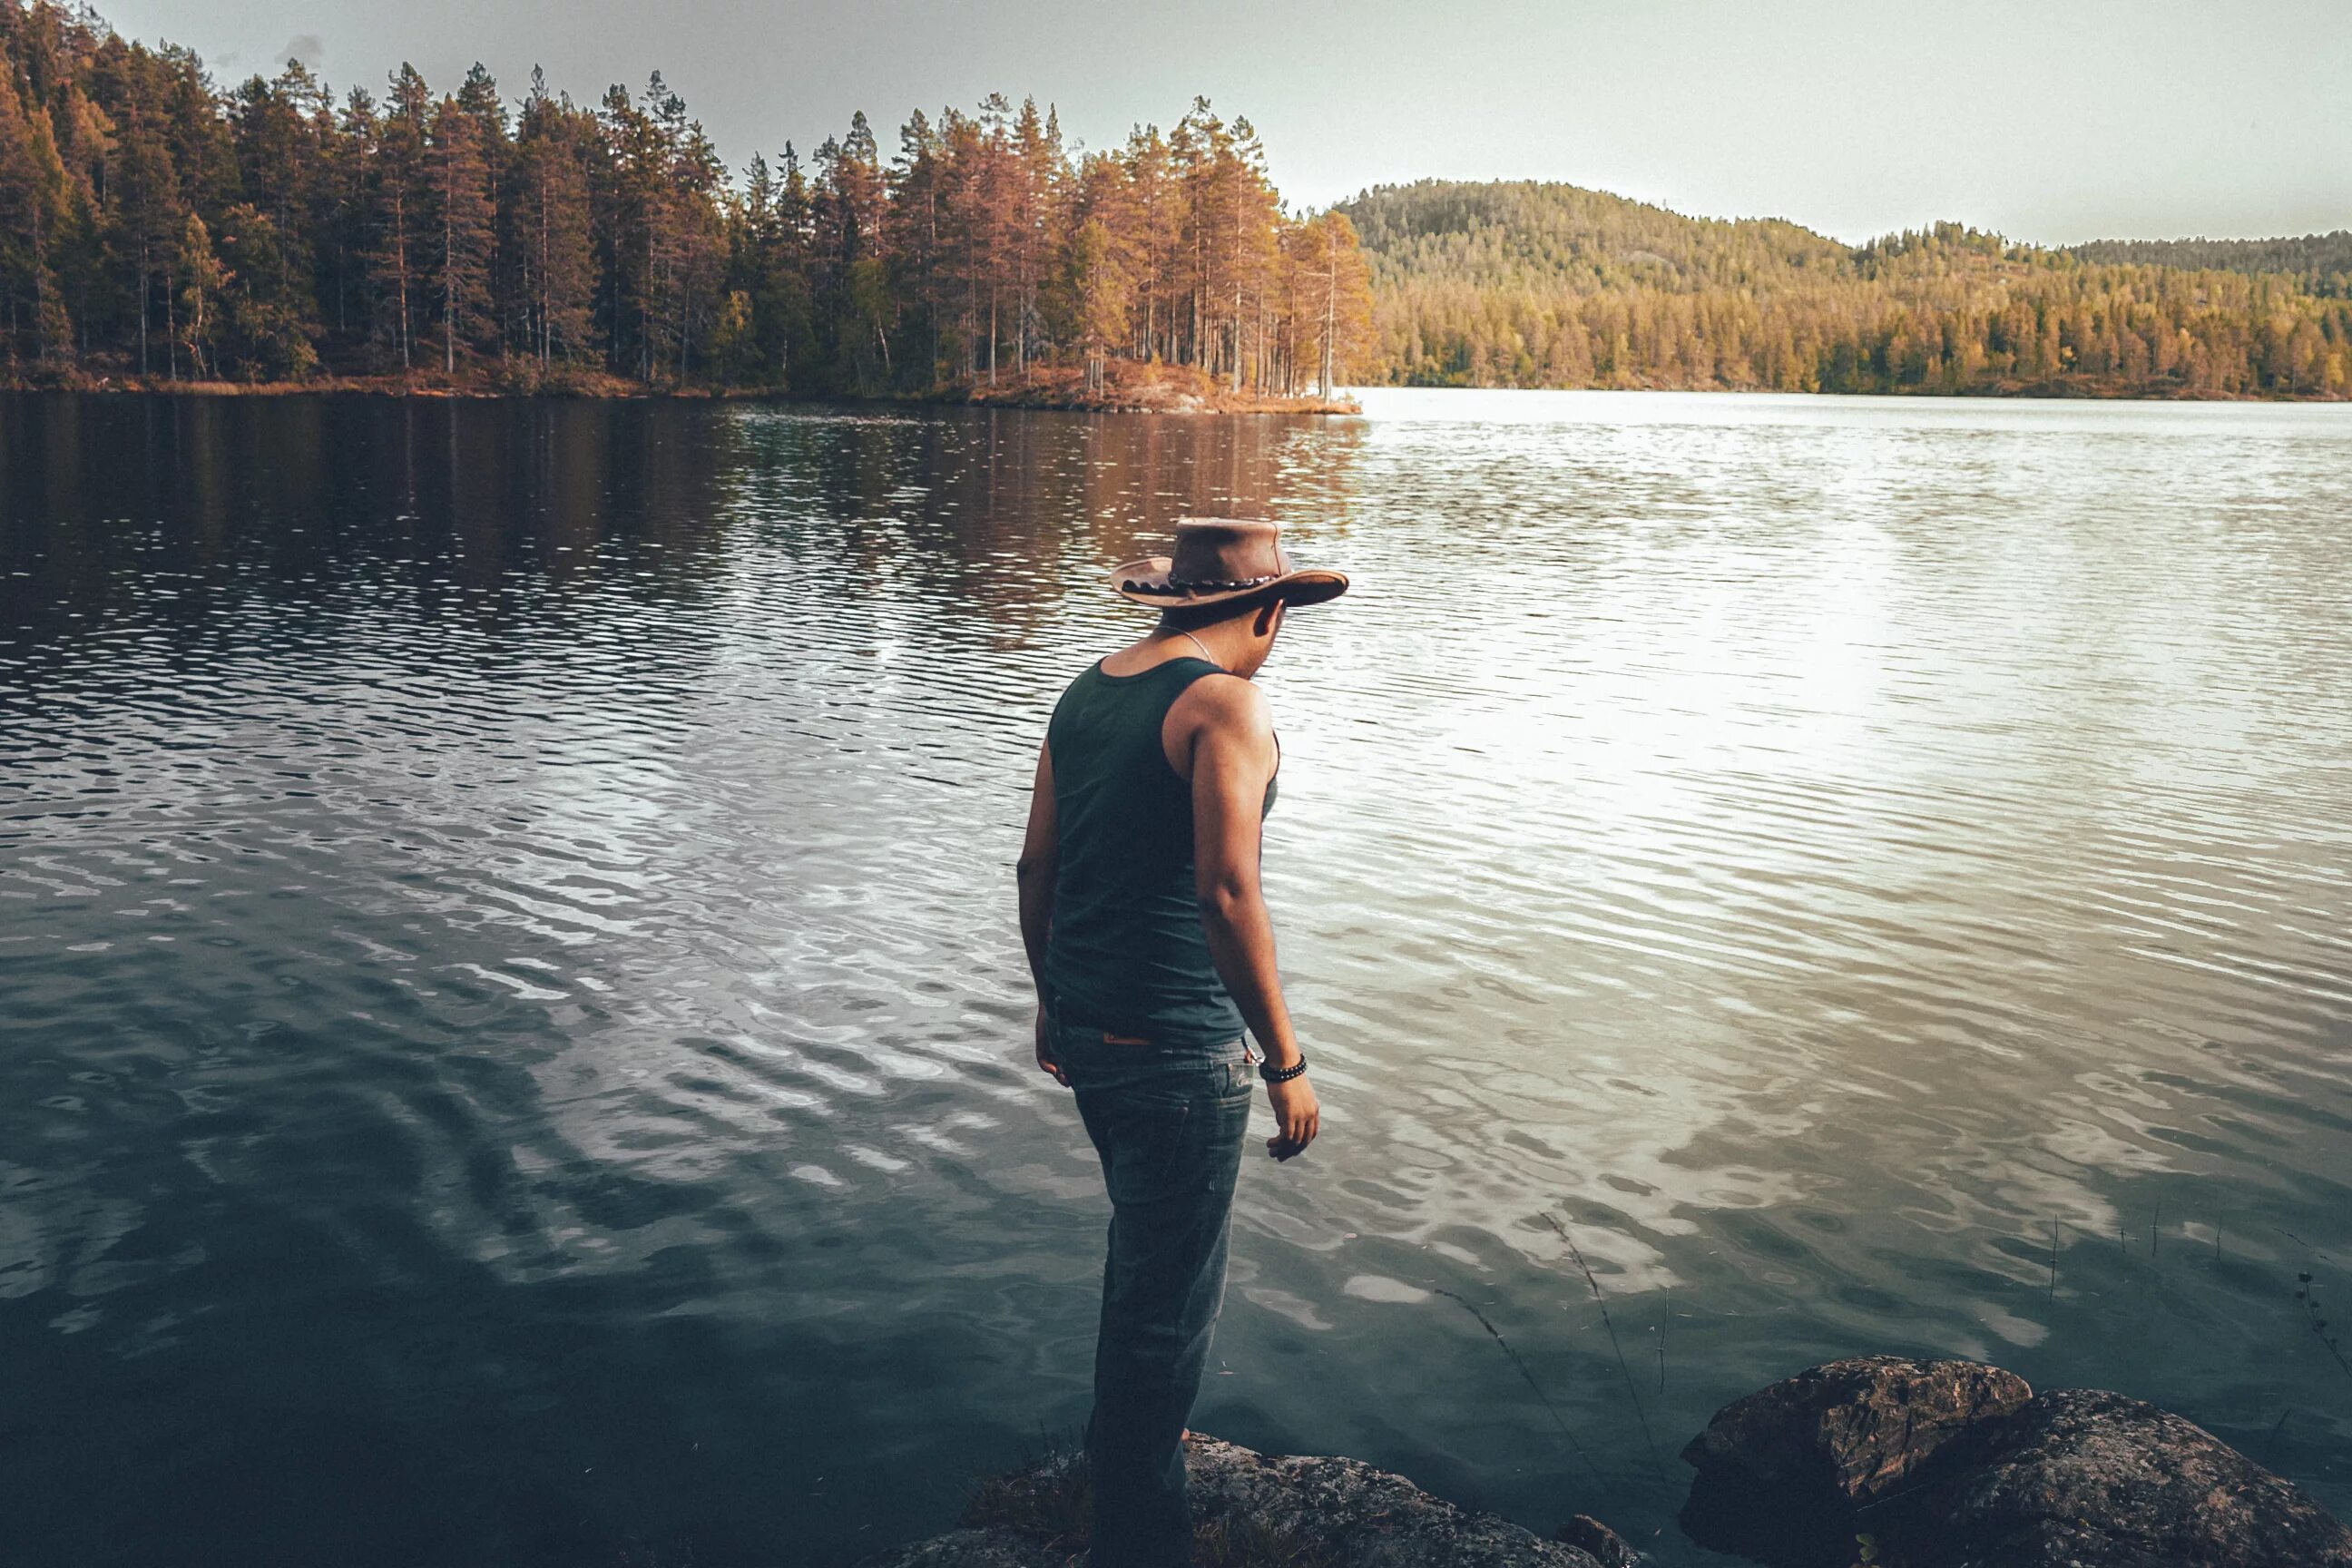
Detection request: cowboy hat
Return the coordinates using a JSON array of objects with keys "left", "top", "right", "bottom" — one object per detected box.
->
[{"left": 1109, "top": 518, "right": 1348, "bottom": 609}]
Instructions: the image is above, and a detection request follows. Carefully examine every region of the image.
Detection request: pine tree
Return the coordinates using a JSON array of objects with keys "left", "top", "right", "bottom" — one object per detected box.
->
[
  {"left": 428, "top": 90, "right": 494, "bottom": 373},
  {"left": 371, "top": 64, "right": 431, "bottom": 370},
  {"left": 1122, "top": 126, "right": 1179, "bottom": 361},
  {"left": 1054, "top": 217, "right": 1129, "bottom": 395},
  {"left": 109, "top": 118, "right": 181, "bottom": 373},
  {"left": 0, "top": 52, "right": 74, "bottom": 360},
  {"left": 595, "top": 80, "right": 661, "bottom": 378},
  {"left": 512, "top": 70, "right": 594, "bottom": 369},
  {"left": 1289, "top": 211, "right": 1372, "bottom": 397},
  {"left": 887, "top": 110, "right": 943, "bottom": 382}
]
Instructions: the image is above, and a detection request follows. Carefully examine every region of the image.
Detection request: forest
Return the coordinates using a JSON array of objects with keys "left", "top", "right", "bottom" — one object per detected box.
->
[
  {"left": 4, "top": 1, "right": 2347, "bottom": 404},
  {"left": 0, "top": 0, "right": 1375, "bottom": 400},
  {"left": 1340, "top": 181, "right": 2352, "bottom": 397},
  {"left": 2064, "top": 231, "right": 2352, "bottom": 289}
]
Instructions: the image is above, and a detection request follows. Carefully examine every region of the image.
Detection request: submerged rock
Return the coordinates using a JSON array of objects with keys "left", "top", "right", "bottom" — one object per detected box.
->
[
  {"left": 859, "top": 1435, "right": 1614, "bottom": 1567},
  {"left": 1680, "top": 1357, "right": 2352, "bottom": 1568}
]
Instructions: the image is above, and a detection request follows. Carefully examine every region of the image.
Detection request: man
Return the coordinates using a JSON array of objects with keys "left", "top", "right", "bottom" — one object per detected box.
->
[{"left": 1015, "top": 517, "right": 1346, "bottom": 1566}]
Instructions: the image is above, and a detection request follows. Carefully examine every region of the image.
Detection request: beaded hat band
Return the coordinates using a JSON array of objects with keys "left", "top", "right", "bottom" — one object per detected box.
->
[{"left": 1109, "top": 519, "right": 1348, "bottom": 610}]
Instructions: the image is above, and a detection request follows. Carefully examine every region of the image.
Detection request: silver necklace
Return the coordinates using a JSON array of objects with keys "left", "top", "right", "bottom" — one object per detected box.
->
[{"left": 1172, "top": 631, "right": 1222, "bottom": 670}]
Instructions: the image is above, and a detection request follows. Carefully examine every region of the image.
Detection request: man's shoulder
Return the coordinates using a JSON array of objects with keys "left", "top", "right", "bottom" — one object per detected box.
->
[{"left": 1171, "top": 669, "right": 1272, "bottom": 738}]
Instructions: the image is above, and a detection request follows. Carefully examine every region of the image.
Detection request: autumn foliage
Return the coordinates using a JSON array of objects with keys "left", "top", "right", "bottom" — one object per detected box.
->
[
  {"left": 1344, "top": 181, "right": 2352, "bottom": 399},
  {"left": 0, "top": 1, "right": 1376, "bottom": 398}
]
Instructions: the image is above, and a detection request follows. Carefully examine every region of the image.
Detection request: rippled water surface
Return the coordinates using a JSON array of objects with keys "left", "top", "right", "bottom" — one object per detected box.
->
[{"left": 5, "top": 388, "right": 2349, "bottom": 1565}]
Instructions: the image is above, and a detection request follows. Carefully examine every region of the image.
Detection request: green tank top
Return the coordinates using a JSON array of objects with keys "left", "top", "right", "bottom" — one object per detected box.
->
[{"left": 1043, "top": 655, "right": 1275, "bottom": 1049}]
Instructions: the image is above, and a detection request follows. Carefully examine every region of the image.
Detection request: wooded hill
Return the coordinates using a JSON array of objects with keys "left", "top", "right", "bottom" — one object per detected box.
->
[
  {"left": 2064, "top": 231, "right": 2352, "bottom": 287},
  {"left": 4, "top": 0, "right": 2341, "bottom": 405},
  {"left": 0, "top": 0, "right": 1375, "bottom": 399},
  {"left": 1339, "top": 180, "right": 2352, "bottom": 397}
]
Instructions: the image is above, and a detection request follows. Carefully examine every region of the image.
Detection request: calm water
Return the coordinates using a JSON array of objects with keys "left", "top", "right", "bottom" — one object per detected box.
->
[{"left": 4, "top": 388, "right": 2349, "bottom": 1565}]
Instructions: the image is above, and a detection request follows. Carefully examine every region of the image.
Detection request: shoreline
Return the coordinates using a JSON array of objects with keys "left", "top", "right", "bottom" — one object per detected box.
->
[
  {"left": 5, "top": 368, "right": 2340, "bottom": 408},
  {"left": 0, "top": 364, "right": 1361, "bottom": 416},
  {"left": 870, "top": 1357, "right": 2352, "bottom": 1568}
]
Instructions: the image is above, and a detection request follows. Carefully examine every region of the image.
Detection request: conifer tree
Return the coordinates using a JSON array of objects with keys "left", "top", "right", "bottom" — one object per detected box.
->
[
  {"left": 429, "top": 90, "right": 495, "bottom": 373},
  {"left": 511, "top": 71, "right": 594, "bottom": 369},
  {"left": 109, "top": 118, "right": 181, "bottom": 373},
  {"left": 371, "top": 64, "right": 431, "bottom": 369},
  {"left": 1121, "top": 126, "right": 1180, "bottom": 360},
  {"left": 0, "top": 52, "right": 74, "bottom": 359},
  {"left": 1288, "top": 211, "right": 1373, "bottom": 397}
]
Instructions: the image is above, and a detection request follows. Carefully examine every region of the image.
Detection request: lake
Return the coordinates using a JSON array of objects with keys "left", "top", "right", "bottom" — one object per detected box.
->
[{"left": 3, "top": 387, "right": 2347, "bottom": 1565}]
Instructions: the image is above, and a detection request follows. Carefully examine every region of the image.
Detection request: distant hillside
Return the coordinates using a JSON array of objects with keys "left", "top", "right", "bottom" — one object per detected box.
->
[
  {"left": 1337, "top": 180, "right": 2351, "bottom": 398},
  {"left": 2063, "top": 233, "right": 2352, "bottom": 293},
  {"left": 1340, "top": 179, "right": 1849, "bottom": 293}
]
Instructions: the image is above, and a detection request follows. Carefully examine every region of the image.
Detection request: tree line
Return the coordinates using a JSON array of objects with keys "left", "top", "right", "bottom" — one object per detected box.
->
[
  {"left": 0, "top": 0, "right": 1375, "bottom": 397},
  {"left": 1342, "top": 181, "right": 2352, "bottom": 398},
  {"left": 2065, "top": 232, "right": 2352, "bottom": 295}
]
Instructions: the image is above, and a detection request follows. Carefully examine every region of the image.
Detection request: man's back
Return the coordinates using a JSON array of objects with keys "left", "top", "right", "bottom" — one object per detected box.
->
[{"left": 1044, "top": 654, "right": 1260, "bottom": 1050}]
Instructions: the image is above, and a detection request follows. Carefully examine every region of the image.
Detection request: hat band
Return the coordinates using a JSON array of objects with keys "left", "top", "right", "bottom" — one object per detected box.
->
[{"left": 1124, "top": 571, "right": 1282, "bottom": 595}]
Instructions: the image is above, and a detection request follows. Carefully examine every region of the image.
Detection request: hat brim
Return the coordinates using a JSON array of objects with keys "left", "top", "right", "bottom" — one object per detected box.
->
[{"left": 1109, "top": 556, "right": 1349, "bottom": 609}]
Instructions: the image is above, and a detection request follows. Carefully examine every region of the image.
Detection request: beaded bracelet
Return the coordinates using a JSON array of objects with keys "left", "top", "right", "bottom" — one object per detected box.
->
[{"left": 1259, "top": 1054, "right": 1308, "bottom": 1084}]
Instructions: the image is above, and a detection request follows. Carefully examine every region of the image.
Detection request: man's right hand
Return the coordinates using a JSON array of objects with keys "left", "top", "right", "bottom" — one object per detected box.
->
[
  {"left": 1265, "top": 1072, "right": 1318, "bottom": 1161},
  {"left": 1034, "top": 1007, "right": 1069, "bottom": 1088}
]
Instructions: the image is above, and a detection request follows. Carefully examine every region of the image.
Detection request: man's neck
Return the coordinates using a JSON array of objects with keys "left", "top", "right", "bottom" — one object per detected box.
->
[
  {"left": 1163, "top": 627, "right": 1223, "bottom": 669},
  {"left": 1161, "top": 620, "right": 1254, "bottom": 672}
]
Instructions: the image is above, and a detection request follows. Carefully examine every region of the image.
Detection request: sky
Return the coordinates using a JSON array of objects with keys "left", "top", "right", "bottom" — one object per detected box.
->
[{"left": 100, "top": 0, "right": 2352, "bottom": 247}]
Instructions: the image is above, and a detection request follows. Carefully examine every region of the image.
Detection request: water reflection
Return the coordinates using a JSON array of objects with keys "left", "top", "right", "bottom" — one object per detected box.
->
[{"left": 1, "top": 389, "right": 2347, "bottom": 1566}]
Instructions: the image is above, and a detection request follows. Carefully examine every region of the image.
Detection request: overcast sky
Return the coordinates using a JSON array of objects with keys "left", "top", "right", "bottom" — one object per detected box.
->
[{"left": 103, "top": 0, "right": 2350, "bottom": 245}]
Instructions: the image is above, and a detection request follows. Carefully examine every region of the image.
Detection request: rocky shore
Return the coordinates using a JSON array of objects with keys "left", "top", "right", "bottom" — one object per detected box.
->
[
  {"left": 867, "top": 1357, "right": 2350, "bottom": 1568},
  {"left": 860, "top": 1434, "right": 1635, "bottom": 1567}
]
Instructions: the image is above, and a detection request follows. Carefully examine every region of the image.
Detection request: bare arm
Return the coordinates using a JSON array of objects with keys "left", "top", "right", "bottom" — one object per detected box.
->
[
  {"left": 1015, "top": 742, "right": 1067, "bottom": 1085},
  {"left": 1187, "top": 679, "right": 1319, "bottom": 1159}
]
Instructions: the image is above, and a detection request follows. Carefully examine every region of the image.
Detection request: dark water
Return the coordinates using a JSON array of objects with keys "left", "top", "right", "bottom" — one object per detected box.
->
[{"left": 3, "top": 388, "right": 2348, "bottom": 1566}]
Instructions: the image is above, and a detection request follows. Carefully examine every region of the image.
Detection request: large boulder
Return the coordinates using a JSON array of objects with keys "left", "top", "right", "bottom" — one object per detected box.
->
[
  {"left": 1930, "top": 1388, "right": 2352, "bottom": 1568},
  {"left": 1678, "top": 1359, "right": 2352, "bottom": 1568},
  {"left": 859, "top": 1436, "right": 1612, "bottom": 1568},
  {"left": 1679, "top": 1356, "right": 2032, "bottom": 1563}
]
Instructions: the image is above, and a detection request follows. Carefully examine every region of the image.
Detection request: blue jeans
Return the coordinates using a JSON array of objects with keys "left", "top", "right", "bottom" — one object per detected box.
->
[{"left": 1054, "top": 1019, "right": 1254, "bottom": 1568}]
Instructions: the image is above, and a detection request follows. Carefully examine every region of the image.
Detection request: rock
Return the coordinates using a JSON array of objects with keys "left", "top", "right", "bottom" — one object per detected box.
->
[
  {"left": 860, "top": 1435, "right": 1612, "bottom": 1568},
  {"left": 1677, "top": 1359, "right": 2352, "bottom": 1568},
  {"left": 1929, "top": 1388, "right": 2352, "bottom": 1568},
  {"left": 1682, "top": 1356, "right": 2035, "bottom": 1504},
  {"left": 857, "top": 1527, "right": 1054, "bottom": 1568},
  {"left": 1679, "top": 1356, "right": 2032, "bottom": 1564},
  {"left": 1181, "top": 1436, "right": 1603, "bottom": 1567},
  {"left": 1551, "top": 1513, "right": 1640, "bottom": 1566}
]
